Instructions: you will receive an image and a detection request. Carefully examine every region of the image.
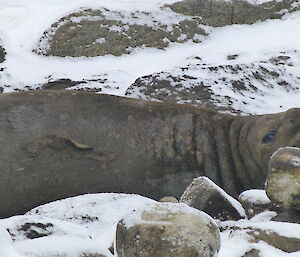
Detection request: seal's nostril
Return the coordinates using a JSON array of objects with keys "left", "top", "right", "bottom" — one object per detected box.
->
[{"left": 289, "top": 119, "right": 295, "bottom": 125}]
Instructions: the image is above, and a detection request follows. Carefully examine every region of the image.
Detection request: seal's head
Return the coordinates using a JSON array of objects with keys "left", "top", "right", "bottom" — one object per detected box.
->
[{"left": 245, "top": 108, "right": 300, "bottom": 178}]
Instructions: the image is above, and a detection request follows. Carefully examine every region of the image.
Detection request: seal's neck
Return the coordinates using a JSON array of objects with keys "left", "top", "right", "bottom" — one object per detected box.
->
[{"left": 229, "top": 116, "right": 266, "bottom": 194}]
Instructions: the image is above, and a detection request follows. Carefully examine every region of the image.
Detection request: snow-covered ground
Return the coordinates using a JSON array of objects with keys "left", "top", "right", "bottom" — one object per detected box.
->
[
  {"left": 0, "top": 193, "right": 299, "bottom": 257},
  {"left": 0, "top": 0, "right": 300, "bottom": 113},
  {"left": 0, "top": 1, "right": 300, "bottom": 256}
]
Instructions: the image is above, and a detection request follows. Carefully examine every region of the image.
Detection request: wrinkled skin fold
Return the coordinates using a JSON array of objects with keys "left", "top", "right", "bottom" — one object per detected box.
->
[{"left": 0, "top": 90, "right": 299, "bottom": 218}]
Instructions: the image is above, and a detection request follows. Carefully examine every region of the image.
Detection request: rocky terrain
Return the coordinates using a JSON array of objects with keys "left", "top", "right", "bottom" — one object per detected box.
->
[{"left": 0, "top": 0, "right": 300, "bottom": 114}]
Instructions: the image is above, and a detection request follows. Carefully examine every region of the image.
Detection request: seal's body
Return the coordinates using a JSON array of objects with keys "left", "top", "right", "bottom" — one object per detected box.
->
[{"left": 0, "top": 90, "right": 299, "bottom": 218}]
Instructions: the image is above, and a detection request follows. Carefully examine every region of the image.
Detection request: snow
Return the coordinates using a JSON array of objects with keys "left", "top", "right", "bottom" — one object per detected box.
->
[
  {"left": 219, "top": 230, "right": 300, "bottom": 257},
  {"left": 291, "top": 156, "right": 300, "bottom": 167},
  {"left": 122, "top": 202, "right": 217, "bottom": 228},
  {"left": 0, "top": 193, "right": 155, "bottom": 257},
  {"left": 0, "top": 228, "right": 23, "bottom": 257},
  {"left": 0, "top": 0, "right": 300, "bottom": 256},
  {"left": 239, "top": 189, "right": 271, "bottom": 205},
  {"left": 0, "top": 0, "right": 300, "bottom": 113},
  {"left": 221, "top": 220, "right": 300, "bottom": 239},
  {"left": 0, "top": 193, "right": 299, "bottom": 257}
]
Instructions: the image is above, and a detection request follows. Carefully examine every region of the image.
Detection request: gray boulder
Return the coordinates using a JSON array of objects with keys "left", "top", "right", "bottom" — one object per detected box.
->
[
  {"left": 115, "top": 202, "right": 220, "bottom": 257},
  {"left": 35, "top": 8, "right": 207, "bottom": 57},
  {"left": 169, "top": 0, "right": 300, "bottom": 27},
  {"left": 266, "top": 147, "right": 300, "bottom": 212},
  {"left": 180, "top": 176, "right": 246, "bottom": 221}
]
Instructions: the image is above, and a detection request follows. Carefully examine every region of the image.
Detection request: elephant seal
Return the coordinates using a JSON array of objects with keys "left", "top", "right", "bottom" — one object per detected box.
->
[{"left": 0, "top": 90, "right": 299, "bottom": 218}]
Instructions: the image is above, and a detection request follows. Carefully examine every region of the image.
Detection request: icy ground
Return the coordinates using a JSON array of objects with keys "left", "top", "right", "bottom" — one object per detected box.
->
[
  {"left": 0, "top": 193, "right": 299, "bottom": 257},
  {"left": 0, "top": 0, "right": 300, "bottom": 114}
]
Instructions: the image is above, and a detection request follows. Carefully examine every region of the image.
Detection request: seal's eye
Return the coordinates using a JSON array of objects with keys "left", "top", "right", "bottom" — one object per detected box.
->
[{"left": 262, "top": 130, "right": 277, "bottom": 144}]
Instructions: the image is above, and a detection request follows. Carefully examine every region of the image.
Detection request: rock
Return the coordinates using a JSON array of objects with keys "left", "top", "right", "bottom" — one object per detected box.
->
[
  {"left": 80, "top": 254, "right": 107, "bottom": 257},
  {"left": 159, "top": 196, "right": 179, "bottom": 203},
  {"left": 37, "top": 75, "right": 116, "bottom": 93},
  {"left": 35, "top": 8, "right": 207, "bottom": 57},
  {"left": 266, "top": 147, "right": 300, "bottom": 212},
  {"left": 271, "top": 210, "right": 300, "bottom": 224},
  {"left": 115, "top": 202, "right": 220, "bottom": 257},
  {"left": 0, "top": 45, "right": 5, "bottom": 63},
  {"left": 242, "top": 249, "right": 261, "bottom": 257},
  {"left": 180, "top": 177, "right": 246, "bottom": 221},
  {"left": 229, "top": 222, "right": 300, "bottom": 253},
  {"left": 238, "top": 189, "right": 277, "bottom": 219},
  {"left": 15, "top": 222, "right": 54, "bottom": 239},
  {"left": 125, "top": 54, "right": 300, "bottom": 114},
  {"left": 168, "top": 0, "right": 300, "bottom": 27},
  {"left": 41, "top": 78, "right": 86, "bottom": 90}
]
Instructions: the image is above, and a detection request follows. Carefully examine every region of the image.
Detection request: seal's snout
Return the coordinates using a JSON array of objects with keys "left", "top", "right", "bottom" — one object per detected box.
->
[
  {"left": 289, "top": 131, "right": 300, "bottom": 148},
  {"left": 285, "top": 108, "right": 300, "bottom": 127}
]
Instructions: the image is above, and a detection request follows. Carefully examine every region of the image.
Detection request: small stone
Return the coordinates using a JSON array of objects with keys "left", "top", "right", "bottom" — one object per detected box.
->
[
  {"left": 115, "top": 202, "right": 220, "bottom": 257},
  {"left": 180, "top": 176, "right": 246, "bottom": 221},
  {"left": 227, "top": 54, "right": 239, "bottom": 60},
  {"left": 242, "top": 249, "right": 261, "bottom": 257},
  {"left": 238, "top": 189, "right": 277, "bottom": 219},
  {"left": 80, "top": 254, "right": 107, "bottom": 257},
  {"left": 159, "top": 196, "right": 179, "bottom": 203},
  {"left": 0, "top": 45, "right": 5, "bottom": 63},
  {"left": 41, "top": 79, "right": 85, "bottom": 90},
  {"left": 266, "top": 147, "right": 300, "bottom": 212}
]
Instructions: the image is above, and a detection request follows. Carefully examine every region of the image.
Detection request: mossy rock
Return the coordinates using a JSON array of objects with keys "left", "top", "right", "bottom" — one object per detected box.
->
[
  {"left": 169, "top": 0, "right": 300, "bottom": 27},
  {"left": 35, "top": 8, "right": 207, "bottom": 57}
]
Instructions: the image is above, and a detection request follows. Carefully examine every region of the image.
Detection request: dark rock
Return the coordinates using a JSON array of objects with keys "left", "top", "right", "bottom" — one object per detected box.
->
[
  {"left": 169, "top": 0, "right": 300, "bottom": 27},
  {"left": 80, "top": 254, "right": 107, "bottom": 257},
  {"left": 242, "top": 249, "right": 261, "bottom": 257},
  {"left": 41, "top": 78, "right": 86, "bottom": 90},
  {"left": 180, "top": 177, "right": 246, "bottom": 221},
  {"left": 0, "top": 45, "right": 5, "bottom": 63},
  {"left": 227, "top": 54, "right": 239, "bottom": 60},
  {"left": 18, "top": 222, "right": 54, "bottom": 239},
  {"left": 115, "top": 202, "right": 220, "bottom": 257},
  {"left": 272, "top": 210, "right": 300, "bottom": 224},
  {"left": 35, "top": 8, "right": 207, "bottom": 57}
]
